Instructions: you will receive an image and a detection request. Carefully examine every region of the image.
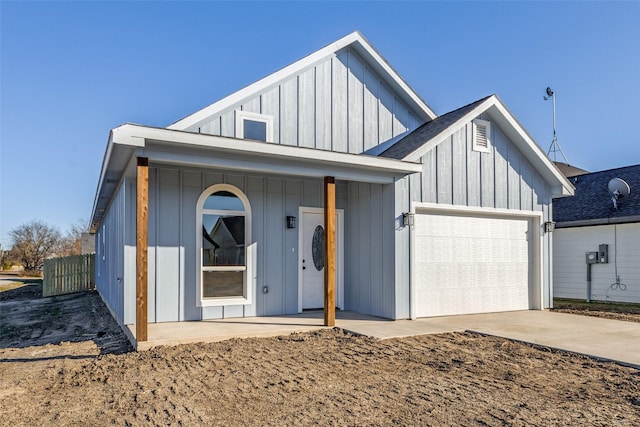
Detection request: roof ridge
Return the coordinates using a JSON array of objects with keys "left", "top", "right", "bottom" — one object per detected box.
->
[
  {"left": 167, "top": 31, "right": 436, "bottom": 131},
  {"left": 577, "top": 164, "right": 640, "bottom": 177}
]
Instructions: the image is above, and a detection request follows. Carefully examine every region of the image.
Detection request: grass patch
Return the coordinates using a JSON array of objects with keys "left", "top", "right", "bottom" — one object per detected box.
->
[
  {"left": 0, "top": 282, "right": 26, "bottom": 292},
  {"left": 554, "top": 298, "right": 640, "bottom": 314},
  {"left": 0, "top": 278, "right": 42, "bottom": 293}
]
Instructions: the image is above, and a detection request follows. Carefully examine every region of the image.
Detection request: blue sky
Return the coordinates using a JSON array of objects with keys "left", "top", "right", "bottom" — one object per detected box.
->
[{"left": 1, "top": 1, "right": 639, "bottom": 246}]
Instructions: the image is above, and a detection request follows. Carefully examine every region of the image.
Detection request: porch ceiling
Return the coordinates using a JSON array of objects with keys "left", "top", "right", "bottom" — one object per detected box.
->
[{"left": 90, "top": 123, "right": 421, "bottom": 232}]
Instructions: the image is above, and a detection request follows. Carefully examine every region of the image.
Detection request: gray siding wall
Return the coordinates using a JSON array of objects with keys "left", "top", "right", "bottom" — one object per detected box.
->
[
  {"left": 409, "top": 118, "right": 555, "bottom": 310},
  {"left": 394, "top": 177, "right": 411, "bottom": 319},
  {"left": 344, "top": 182, "right": 397, "bottom": 318},
  {"left": 416, "top": 121, "right": 550, "bottom": 212},
  {"left": 185, "top": 47, "right": 421, "bottom": 154},
  {"left": 139, "top": 166, "right": 353, "bottom": 323},
  {"left": 95, "top": 181, "right": 127, "bottom": 323}
]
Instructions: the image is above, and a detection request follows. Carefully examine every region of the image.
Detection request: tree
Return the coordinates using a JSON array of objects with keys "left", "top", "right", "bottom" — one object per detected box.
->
[
  {"left": 9, "top": 220, "right": 61, "bottom": 271},
  {"left": 57, "top": 219, "right": 89, "bottom": 257},
  {"left": 0, "top": 244, "right": 12, "bottom": 270}
]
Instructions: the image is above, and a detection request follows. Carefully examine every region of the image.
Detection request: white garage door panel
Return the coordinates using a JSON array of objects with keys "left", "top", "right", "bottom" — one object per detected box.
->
[{"left": 415, "top": 213, "right": 531, "bottom": 317}]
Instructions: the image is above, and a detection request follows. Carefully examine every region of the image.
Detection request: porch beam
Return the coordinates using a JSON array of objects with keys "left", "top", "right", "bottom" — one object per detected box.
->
[
  {"left": 324, "top": 176, "right": 336, "bottom": 327},
  {"left": 136, "top": 157, "right": 149, "bottom": 342}
]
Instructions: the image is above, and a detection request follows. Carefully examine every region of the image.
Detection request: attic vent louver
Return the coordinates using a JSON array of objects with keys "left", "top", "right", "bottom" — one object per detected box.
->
[{"left": 472, "top": 119, "right": 491, "bottom": 153}]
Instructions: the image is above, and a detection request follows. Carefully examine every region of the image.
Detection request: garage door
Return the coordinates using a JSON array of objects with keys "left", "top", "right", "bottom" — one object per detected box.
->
[{"left": 414, "top": 212, "right": 532, "bottom": 317}]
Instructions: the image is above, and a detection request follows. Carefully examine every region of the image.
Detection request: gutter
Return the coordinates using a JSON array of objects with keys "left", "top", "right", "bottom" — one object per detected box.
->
[{"left": 555, "top": 215, "right": 640, "bottom": 229}]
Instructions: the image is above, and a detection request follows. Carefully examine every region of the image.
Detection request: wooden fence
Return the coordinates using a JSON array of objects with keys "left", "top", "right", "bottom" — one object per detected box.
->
[{"left": 43, "top": 253, "right": 95, "bottom": 297}]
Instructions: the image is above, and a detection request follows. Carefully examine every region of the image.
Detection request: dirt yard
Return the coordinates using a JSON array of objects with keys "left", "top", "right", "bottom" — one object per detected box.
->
[{"left": 1, "top": 283, "right": 639, "bottom": 426}]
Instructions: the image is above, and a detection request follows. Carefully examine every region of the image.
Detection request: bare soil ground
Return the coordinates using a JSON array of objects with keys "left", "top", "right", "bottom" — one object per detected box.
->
[{"left": 1, "top": 284, "right": 639, "bottom": 426}]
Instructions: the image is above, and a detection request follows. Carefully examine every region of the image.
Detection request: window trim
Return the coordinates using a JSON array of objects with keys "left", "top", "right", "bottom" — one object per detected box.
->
[
  {"left": 235, "top": 110, "right": 274, "bottom": 142},
  {"left": 101, "top": 225, "right": 106, "bottom": 261},
  {"left": 196, "top": 184, "right": 253, "bottom": 307},
  {"left": 472, "top": 118, "right": 491, "bottom": 153}
]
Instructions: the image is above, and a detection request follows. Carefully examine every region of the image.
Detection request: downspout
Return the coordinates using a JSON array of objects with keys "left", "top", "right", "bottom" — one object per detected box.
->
[
  {"left": 547, "top": 204, "right": 554, "bottom": 309},
  {"left": 409, "top": 208, "right": 415, "bottom": 320},
  {"left": 407, "top": 178, "right": 416, "bottom": 320},
  {"left": 586, "top": 263, "right": 592, "bottom": 303}
]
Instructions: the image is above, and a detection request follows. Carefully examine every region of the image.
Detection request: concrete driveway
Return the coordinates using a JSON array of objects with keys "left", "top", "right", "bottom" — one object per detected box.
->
[{"left": 339, "top": 310, "right": 640, "bottom": 369}]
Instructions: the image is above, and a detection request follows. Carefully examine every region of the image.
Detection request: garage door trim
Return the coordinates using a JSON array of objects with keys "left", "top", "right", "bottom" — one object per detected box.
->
[{"left": 409, "top": 202, "right": 544, "bottom": 319}]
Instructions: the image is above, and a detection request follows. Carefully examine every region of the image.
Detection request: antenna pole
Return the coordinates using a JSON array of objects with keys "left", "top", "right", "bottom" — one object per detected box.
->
[
  {"left": 545, "top": 88, "right": 569, "bottom": 163},
  {"left": 552, "top": 93, "right": 556, "bottom": 144}
]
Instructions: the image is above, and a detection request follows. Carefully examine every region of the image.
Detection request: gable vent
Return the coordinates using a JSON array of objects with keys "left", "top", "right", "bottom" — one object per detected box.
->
[{"left": 472, "top": 119, "right": 491, "bottom": 153}]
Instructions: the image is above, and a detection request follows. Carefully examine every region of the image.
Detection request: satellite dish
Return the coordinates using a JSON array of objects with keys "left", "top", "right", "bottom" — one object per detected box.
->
[
  {"left": 546, "top": 87, "right": 554, "bottom": 97},
  {"left": 608, "top": 178, "right": 631, "bottom": 209}
]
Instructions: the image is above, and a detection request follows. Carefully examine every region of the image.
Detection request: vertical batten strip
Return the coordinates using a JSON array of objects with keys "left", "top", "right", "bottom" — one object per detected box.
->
[
  {"left": 324, "top": 176, "right": 336, "bottom": 326},
  {"left": 136, "top": 157, "right": 149, "bottom": 342}
]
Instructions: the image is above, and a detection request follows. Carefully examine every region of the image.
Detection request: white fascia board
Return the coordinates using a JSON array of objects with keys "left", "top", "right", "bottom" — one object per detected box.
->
[
  {"left": 555, "top": 216, "right": 640, "bottom": 228},
  {"left": 404, "top": 95, "right": 574, "bottom": 198},
  {"left": 403, "top": 97, "right": 496, "bottom": 162},
  {"left": 349, "top": 32, "right": 437, "bottom": 120},
  {"left": 145, "top": 148, "right": 404, "bottom": 184},
  {"left": 122, "top": 124, "right": 422, "bottom": 176},
  {"left": 89, "top": 125, "right": 145, "bottom": 232},
  {"left": 90, "top": 131, "right": 115, "bottom": 231},
  {"left": 168, "top": 31, "right": 435, "bottom": 130},
  {"left": 489, "top": 99, "right": 574, "bottom": 197}
]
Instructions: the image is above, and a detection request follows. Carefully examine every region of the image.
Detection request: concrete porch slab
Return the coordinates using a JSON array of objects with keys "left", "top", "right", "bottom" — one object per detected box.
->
[{"left": 128, "top": 310, "right": 384, "bottom": 351}]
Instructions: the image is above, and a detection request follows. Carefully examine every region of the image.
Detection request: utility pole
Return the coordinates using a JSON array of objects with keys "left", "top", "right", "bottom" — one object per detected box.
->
[{"left": 544, "top": 87, "right": 569, "bottom": 163}]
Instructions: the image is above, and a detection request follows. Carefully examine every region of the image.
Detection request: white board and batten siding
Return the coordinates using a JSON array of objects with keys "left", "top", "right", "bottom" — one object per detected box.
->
[
  {"left": 407, "top": 117, "right": 553, "bottom": 317},
  {"left": 184, "top": 47, "right": 422, "bottom": 155},
  {"left": 553, "top": 224, "right": 640, "bottom": 304}
]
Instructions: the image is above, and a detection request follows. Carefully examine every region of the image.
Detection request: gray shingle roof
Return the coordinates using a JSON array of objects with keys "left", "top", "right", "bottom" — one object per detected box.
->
[
  {"left": 553, "top": 162, "right": 589, "bottom": 178},
  {"left": 379, "top": 95, "right": 492, "bottom": 160},
  {"left": 553, "top": 164, "right": 640, "bottom": 224}
]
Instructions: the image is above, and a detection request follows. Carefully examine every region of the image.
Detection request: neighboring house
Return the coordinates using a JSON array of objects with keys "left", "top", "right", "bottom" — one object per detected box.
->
[
  {"left": 553, "top": 162, "right": 589, "bottom": 178},
  {"left": 553, "top": 164, "right": 640, "bottom": 303},
  {"left": 90, "top": 31, "right": 573, "bottom": 347}
]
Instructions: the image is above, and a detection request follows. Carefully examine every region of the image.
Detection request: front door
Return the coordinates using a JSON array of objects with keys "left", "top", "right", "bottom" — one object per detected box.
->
[{"left": 299, "top": 208, "right": 343, "bottom": 311}]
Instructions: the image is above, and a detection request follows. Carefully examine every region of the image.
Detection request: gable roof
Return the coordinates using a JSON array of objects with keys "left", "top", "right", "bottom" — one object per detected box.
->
[
  {"left": 379, "top": 94, "right": 574, "bottom": 198},
  {"left": 215, "top": 216, "right": 245, "bottom": 246},
  {"left": 167, "top": 31, "right": 437, "bottom": 130},
  {"left": 553, "top": 164, "right": 640, "bottom": 227}
]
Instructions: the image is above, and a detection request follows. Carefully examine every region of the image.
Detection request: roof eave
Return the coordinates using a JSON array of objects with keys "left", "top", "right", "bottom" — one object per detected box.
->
[
  {"left": 401, "top": 96, "right": 496, "bottom": 163},
  {"left": 555, "top": 215, "right": 640, "bottom": 228},
  {"left": 90, "top": 124, "right": 422, "bottom": 231},
  {"left": 400, "top": 95, "right": 574, "bottom": 197},
  {"left": 489, "top": 98, "right": 575, "bottom": 197}
]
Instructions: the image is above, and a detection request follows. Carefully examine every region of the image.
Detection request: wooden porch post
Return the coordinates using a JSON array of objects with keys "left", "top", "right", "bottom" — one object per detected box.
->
[
  {"left": 324, "top": 176, "right": 336, "bottom": 327},
  {"left": 136, "top": 157, "right": 149, "bottom": 342}
]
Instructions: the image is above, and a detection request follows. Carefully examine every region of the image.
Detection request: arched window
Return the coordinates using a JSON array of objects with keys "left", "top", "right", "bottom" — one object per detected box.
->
[{"left": 196, "top": 184, "right": 252, "bottom": 306}]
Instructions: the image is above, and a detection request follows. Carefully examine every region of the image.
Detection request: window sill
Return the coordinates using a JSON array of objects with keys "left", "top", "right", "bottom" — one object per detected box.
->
[{"left": 197, "top": 296, "right": 252, "bottom": 307}]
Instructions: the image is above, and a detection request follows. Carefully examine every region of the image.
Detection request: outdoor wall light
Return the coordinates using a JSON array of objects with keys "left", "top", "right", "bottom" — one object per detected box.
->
[
  {"left": 402, "top": 212, "right": 414, "bottom": 227},
  {"left": 544, "top": 221, "right": 555, "bottom": 233},
  {"left": 286, "top": 216, "right": 297, "bottom": 229}
]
